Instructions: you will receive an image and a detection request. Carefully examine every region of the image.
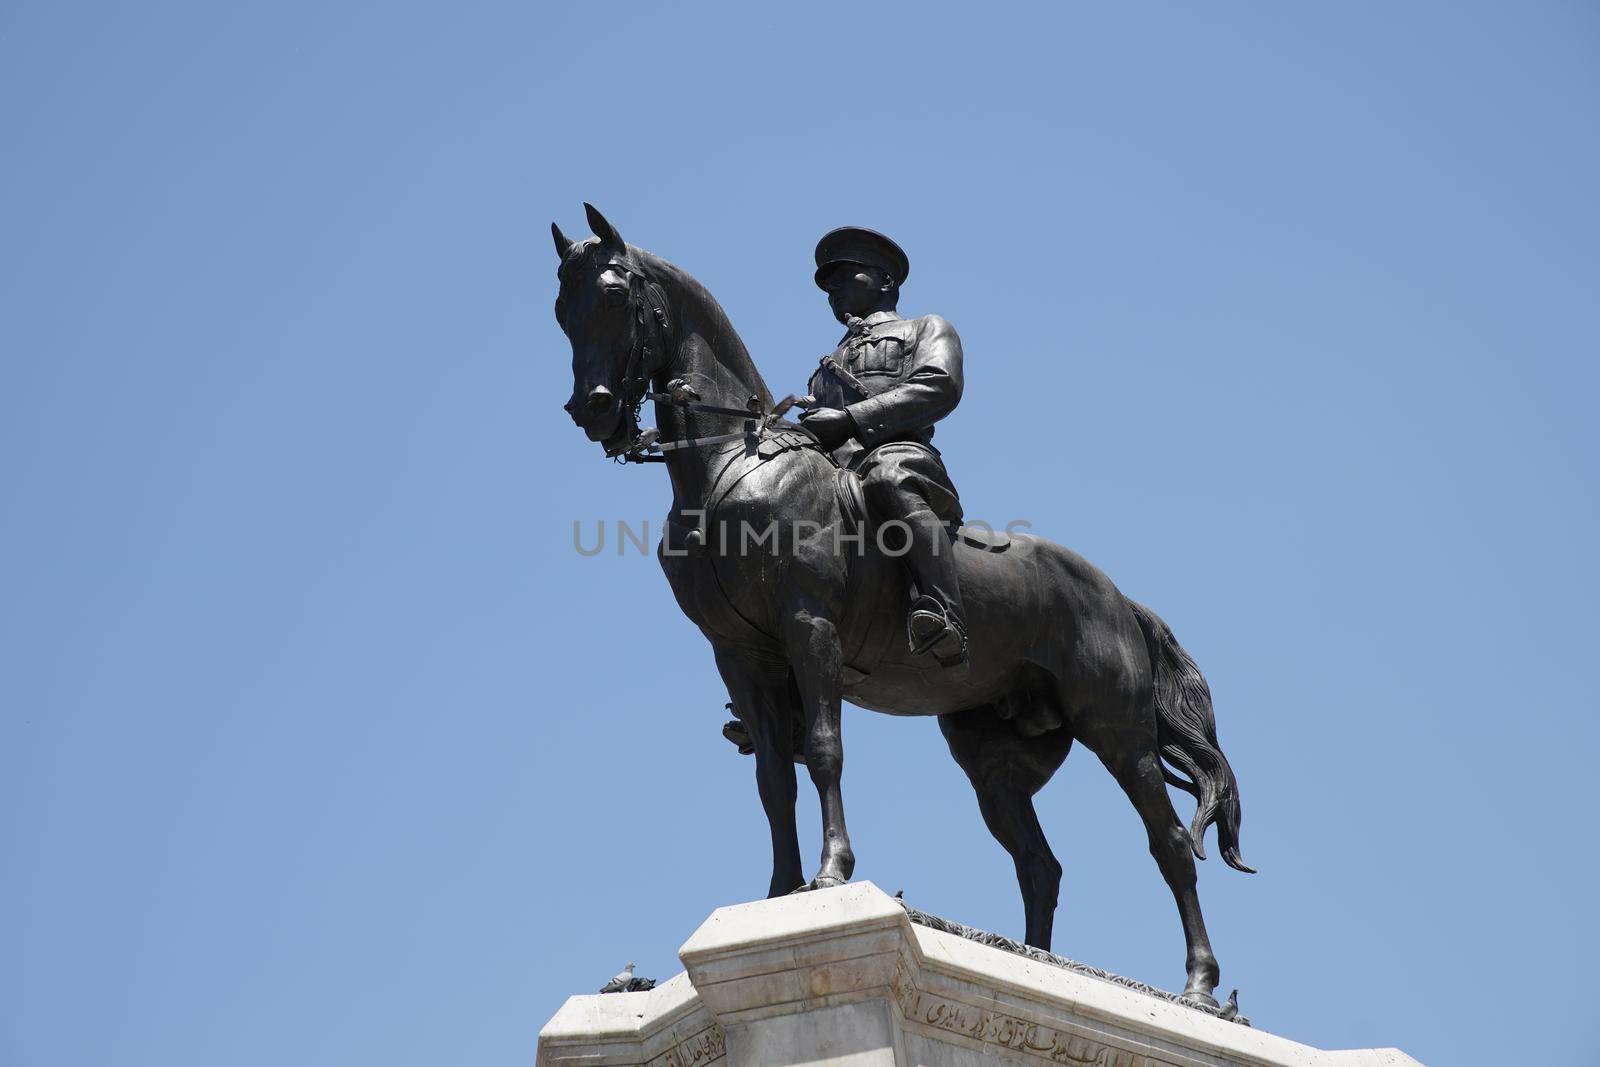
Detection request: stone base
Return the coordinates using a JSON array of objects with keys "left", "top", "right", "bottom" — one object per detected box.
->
[{"left": 536, "top": 882, "right": 1421, "bottom": 1067}]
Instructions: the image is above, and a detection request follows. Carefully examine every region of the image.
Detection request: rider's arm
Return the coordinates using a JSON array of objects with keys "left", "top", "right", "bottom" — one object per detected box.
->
[{"left": 844, "top": 315, "right": 963, "bottom": 447}]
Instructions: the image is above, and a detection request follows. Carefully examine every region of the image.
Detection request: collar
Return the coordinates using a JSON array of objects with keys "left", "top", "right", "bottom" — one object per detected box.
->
[{"left": 838, "top": 310, "right": 903, "bottom": 343}]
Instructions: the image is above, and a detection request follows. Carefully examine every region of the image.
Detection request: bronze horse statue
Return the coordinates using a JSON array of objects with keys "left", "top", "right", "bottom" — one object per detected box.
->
[{"left": 552, "top": 205, "right": 1254, "bottom": 1006}]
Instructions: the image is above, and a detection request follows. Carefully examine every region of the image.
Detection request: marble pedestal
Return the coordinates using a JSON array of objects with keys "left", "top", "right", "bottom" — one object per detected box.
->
[{"left": 536, "top": 882, "right": 1420, "bottom": 1067}]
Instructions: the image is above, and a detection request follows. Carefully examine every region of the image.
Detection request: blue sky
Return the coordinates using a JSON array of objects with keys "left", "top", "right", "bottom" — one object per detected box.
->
[{"left": 3, "top": 2, "right": 1597, "bottom": 1064}]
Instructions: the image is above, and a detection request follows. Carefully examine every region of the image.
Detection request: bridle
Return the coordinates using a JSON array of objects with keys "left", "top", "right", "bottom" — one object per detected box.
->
[{"left": 600, "top": 260, "right": 811, "bottom": 463}]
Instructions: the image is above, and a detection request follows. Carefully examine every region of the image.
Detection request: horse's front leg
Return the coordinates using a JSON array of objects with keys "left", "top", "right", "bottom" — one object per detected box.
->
[
  {"left": 781, "top": 592, "right": 853, "bottom": 890},
  {"left": 713, "top": 647, "right": 804, "bottom": 897}
]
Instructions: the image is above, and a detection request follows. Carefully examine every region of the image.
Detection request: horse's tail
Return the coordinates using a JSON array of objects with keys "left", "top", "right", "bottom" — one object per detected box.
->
[{"left": 1128, "top": 598, "right": 1256, "bottom": 874}]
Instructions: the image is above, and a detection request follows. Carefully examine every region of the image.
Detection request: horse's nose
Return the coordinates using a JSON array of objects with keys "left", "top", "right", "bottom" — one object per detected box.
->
[{"left": 585, "top": 387, "right": 616, "bottom": 416}]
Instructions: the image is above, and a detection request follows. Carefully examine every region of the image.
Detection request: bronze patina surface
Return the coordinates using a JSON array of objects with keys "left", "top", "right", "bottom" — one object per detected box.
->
[{"left": 552, "top": 206, "right": 1253, "bottom": 1006}]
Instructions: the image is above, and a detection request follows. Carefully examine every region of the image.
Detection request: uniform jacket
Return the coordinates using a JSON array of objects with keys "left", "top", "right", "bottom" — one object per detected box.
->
[{"left": 806, "top": 310, "right": 964, "bottom": 464}]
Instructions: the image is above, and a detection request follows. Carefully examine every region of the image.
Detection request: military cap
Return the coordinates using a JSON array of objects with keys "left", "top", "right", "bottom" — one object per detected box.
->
[{"left": 813, "top": 226, "right": 910, "bottom": 290}]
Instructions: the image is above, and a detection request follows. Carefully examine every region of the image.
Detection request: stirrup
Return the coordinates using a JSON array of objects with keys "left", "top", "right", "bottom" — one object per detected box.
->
[{"left": 907, "top": 598, "right": 968, "bottom": 667}]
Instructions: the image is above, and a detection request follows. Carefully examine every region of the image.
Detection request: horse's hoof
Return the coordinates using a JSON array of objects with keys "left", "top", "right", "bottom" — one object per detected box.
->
[
  {"left": 790, "top": 875, "right": 846, "bottom": 894},
  {"left": 1180, "top": 991, "right": 1220, "bottom": 1010},
  {"left": 721, "top": 719, "right": 755, "bottom": 756}
]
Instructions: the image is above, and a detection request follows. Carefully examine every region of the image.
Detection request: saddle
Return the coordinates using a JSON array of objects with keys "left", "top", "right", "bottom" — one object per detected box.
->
[{"left": 715, "top": 425, "right": 1012, "bottom": 553}]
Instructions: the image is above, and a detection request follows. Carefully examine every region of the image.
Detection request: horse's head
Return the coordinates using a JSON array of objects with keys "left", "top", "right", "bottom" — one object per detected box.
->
[{"left": 552, "top": 204, "right": 671, "bottom": 457}]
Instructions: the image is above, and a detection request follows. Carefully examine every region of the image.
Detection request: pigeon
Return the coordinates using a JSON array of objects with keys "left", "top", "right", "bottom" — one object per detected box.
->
[
  {"left": 1219, "top": 989, "right": 1240, "bottom": 1021},
  {"left": 599, "top": 963, "right": 637, "bottom": 994}
]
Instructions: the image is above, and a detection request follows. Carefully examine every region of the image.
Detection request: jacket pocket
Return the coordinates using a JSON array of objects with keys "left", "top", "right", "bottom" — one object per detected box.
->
[{"left": 857, "top": 336, "right": 906, "bottom": 376}]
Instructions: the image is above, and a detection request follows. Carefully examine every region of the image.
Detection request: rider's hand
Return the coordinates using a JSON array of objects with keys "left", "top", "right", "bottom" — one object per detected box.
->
[{"left": 800, "top": 407, "right": 856, "bottom": 449}]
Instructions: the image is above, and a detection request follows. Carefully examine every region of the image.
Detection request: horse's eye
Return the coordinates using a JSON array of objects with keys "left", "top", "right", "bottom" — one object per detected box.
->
[{"left": 601, "top": 286, "right": 628, "bottom": 308}]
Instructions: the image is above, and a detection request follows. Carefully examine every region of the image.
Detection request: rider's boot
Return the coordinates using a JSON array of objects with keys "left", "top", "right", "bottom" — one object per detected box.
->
[
  {"left": 899, "top": 509, "right": 969, "bottom": 671},
  {"left": 908, "top": 596, "right": 968, "bottom": 663}
]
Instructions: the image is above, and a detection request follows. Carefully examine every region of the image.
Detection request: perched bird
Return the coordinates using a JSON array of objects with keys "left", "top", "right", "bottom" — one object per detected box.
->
[
  {"left": 599, "top": 963, "right": 637, "bottom": 994},
  {"left": 1220, "top": 989, "right": 1240, "bottom": 1021}
]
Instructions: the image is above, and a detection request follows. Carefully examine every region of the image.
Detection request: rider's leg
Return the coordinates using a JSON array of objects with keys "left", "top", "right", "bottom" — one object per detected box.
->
[
  {"left": 860, "top": 447, "right": 967, "bottom": 663},
  {"left": 897, "top": 505, "right": 966, "bottom": 658}
]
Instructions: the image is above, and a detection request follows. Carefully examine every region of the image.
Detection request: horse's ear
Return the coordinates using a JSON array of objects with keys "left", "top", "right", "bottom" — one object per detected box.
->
[
  {"left": 552, "top": 222, "right": 576, "bottom": 261},
  {"left": 584, "top": 202, "right": 625, "bottom": 252}
]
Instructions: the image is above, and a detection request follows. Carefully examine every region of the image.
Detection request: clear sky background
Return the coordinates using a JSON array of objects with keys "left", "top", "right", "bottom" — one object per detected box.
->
[{"left": 3, "top": 3, "right": 1597, "bottom": 1064}]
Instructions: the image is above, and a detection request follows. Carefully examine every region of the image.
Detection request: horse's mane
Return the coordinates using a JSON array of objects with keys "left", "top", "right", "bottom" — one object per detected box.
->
[{"left": 632, "top": 246, "right": 773, "bottom": 410}]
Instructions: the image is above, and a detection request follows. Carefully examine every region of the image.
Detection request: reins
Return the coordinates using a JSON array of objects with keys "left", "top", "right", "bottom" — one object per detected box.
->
[{"left": 606, "top": 262, "right": 813, "bottom": 464}]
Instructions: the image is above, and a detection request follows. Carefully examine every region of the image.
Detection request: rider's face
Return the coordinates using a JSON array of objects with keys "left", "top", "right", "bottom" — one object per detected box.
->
[{"left": 823, "top": 264, "right": 894, "bottom": 323}]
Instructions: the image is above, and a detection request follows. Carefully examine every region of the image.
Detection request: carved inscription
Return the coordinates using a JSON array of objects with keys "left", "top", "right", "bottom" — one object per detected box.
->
[
  {"left": 891, "top": 951, "right": 917, "bottom": 1008},
  {"left": 902, "top": 991, "right": 1138, "bottom": 1067},
  {"left": 644, "top": 1024, "right": 725, "bottom": 1067}
]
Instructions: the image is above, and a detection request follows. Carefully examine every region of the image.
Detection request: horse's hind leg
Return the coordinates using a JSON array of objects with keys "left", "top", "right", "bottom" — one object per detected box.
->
[
  {"left": 1086, "top": 728, "right": 1221, "bottom": 1005},
  {"left": 939, "top": 706, "right": 1072, "bottom": 950}
]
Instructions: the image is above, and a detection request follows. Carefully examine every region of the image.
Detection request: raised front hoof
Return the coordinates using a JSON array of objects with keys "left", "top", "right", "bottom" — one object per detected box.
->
[
  {"left": 1180, "top": 991, "right": 1220, "bottom": 1010},
  {"left": 721, "top": 719, "right": 755, "bottom": 755},
  {"left": 789, "top": 874, "right": 847, "bottom": 894}
]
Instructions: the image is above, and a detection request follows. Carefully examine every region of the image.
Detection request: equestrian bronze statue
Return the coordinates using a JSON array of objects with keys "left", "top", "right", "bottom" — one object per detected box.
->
[{"left": 551, "top": 204, "right": 1254, "bottom": 1008}]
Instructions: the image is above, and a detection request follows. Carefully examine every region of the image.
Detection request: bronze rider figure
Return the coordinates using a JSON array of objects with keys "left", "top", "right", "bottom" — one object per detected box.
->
[{"left": 800, "top": 226, "right": 969, "bottom": 671}]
